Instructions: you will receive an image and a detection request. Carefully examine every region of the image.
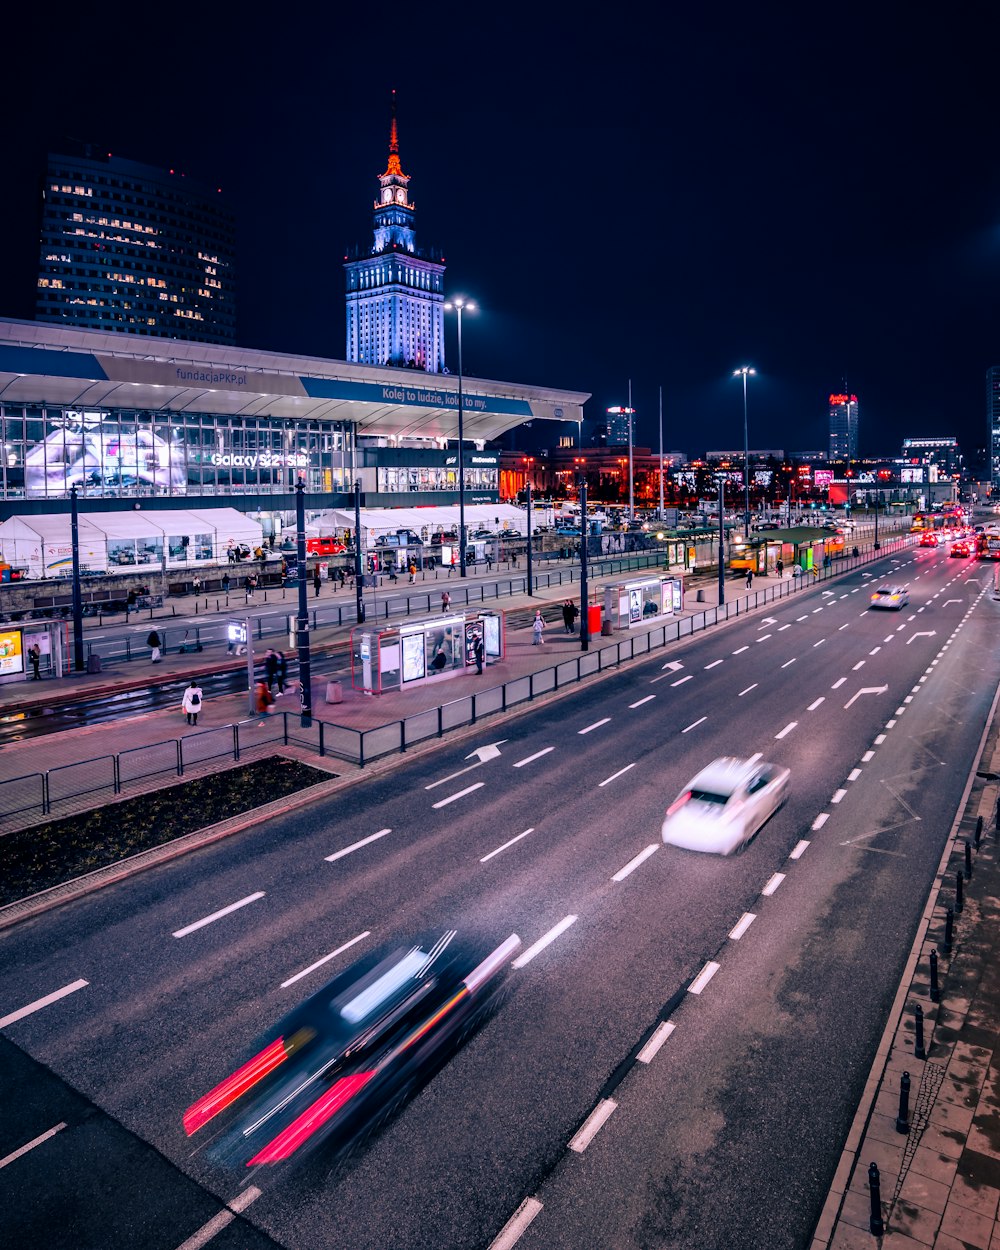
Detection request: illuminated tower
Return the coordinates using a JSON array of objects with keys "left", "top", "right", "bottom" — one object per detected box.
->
[
  {"left": 344, "top": 93, "right": 446, "bottom": 372},
  {"left": 828, "top": 392, "right": 859, "bottom": 462}
]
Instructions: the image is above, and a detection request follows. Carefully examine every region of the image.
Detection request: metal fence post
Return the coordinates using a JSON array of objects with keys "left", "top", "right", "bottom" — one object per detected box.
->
[
  {"left": 318, "top": 722, "right": 325, "bottom": 756},
  {"left": 113, "top": 756, "right": 121, "bottom": 795},
  {"left": 176, "top": 739, "right": 183, "bottom": 777},
  {"left": 42, "top": 771, "right": 51, "bottom": 815},
  {"left": 233, "top": 723, "right": 240, "bottom": 761}
]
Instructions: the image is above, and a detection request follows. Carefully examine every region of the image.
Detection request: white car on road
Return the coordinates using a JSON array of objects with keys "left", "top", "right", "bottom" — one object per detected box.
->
[{"left": 661, "top": 756, "right": 790, "bottom": 856}]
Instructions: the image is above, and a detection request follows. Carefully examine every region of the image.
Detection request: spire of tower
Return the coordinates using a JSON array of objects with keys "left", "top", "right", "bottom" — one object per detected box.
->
[{"left": 383, "top": 88, "right": 405, "bottom": 178}]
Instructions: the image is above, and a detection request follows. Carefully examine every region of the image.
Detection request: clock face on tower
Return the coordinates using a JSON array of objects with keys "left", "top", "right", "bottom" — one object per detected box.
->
[
  {"left": 382, "top": 188, "right": 392, "bottom": 205},
  {"left": 395, "top": 189, "right": 405, "bottom": 203}
]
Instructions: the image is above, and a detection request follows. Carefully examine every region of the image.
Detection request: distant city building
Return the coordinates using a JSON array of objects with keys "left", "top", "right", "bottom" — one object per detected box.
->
[
  {"left": 34, "top": 145, "right": 236, "bottom": 345},
  {"left": 828, "top": 392, "right": 859, "bottom": 461},
  {"left": 986, "top": 367, "right": 1000, "bottom": 493},
  {"left": 602, "top": 405, "right": 635, "bottom": 446},
  {"left": 705, "top": 449, "right": 784, "bottom": 462},
  {"left": 900, "top": 436, "right": 962, "bottom": 480},
  {"left": 344, "top": 94, "right": 446, "bottom": 372},
  {"left": 793, "top": 450, "right": 829, "bottom": 462}
]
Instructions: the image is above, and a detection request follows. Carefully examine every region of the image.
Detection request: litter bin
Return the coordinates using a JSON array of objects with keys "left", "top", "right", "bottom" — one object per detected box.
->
[
  {"left": 696, "top": 589, "right": 706, "bottom": 602},
  {"left": 587, "top": 604, "right": 601, "bottom": 635},
  {"left": 325, "top": 680, "right": 343, "bottom": 704},
  {"left": 87, "top": 653, "right": 102, "bottom": 674}
]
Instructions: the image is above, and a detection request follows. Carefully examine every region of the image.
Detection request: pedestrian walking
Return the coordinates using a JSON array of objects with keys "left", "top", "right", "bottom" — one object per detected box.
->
[
  {"left": 746, "top": 569, "right": 753, "bottom": 589},
  {"left": 409, "top": 562, "right": 417, "bottom": 583},
  {"left": 442, "top": 590, "right": 451, "bottom": 614},
  {"left": 473, "top": 631, "right": 485, "bottom": 674},
  {"left": 244, "top": 573, "right": 255, "bottom": 603},
  {"left": 192, "top": 574, "right": 202, "bottom": 597},
  {"left": 253, "top": 679, "right": 275, "bottom": 724},
  {"left": 448, "top": 551, "right": 456, "bottom": 577},
  {"left": 313, "top": 566, "right": 321, "bottom": 597},
  {"left": 776, "top": 558, "right": 784, "bottom": 578},
  {"left": 28, "top": 643, "right": 41, "bottom": 680},
  {"left": 264, "top": 647, "right": 278, "bottom": 691},
  {"left": 561, "top": 599, "right": 575, "bottom": 633},
  {"left": 221, "top": 572, "right": 231, "bottom": 595},
  {"left": 182, "top": 680, "right": 203, "bottom": 726},
  {"left": 532, "top": 610, "right": 545, "bottom": 645},
  {"left": 275, "top": 650, "right": 288, "bottom": 695},
  {"left": 486, "top": 550, "right": 493, "bottom": 572},
  {"left": 147, "top": 629, "right": 162, "bottom": 663}
]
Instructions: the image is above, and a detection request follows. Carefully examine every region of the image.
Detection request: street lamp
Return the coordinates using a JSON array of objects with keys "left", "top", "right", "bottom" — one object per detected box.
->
[
  {"left": 444, "top": 296, "right": 477, "bottom": 578},
  {"left": 716, "top": 473, "right": 726, "bottom": 606},
  {"left": 733, "top": 366, "right": 756, "bottom": 539}
]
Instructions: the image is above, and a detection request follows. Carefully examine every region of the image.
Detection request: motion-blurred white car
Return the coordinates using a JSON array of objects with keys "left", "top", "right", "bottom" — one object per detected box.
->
[
  {"left": 661, "top": 756, "right": 790, "bottom": 856},
  {"left": 869, "top": 585, "right": 909, "bottom": 610}
]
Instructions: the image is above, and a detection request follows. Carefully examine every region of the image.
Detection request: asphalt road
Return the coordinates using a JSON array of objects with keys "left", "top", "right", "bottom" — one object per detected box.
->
[{"left": 1, "top": 543, "right": 995, "bottom": 1249}]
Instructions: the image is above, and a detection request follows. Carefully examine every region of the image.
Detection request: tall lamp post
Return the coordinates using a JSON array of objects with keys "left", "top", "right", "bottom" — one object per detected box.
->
[
  {"left": 353, "top": 479, "right": 365, "bottom": 622},
  {"left": 294, "top": 480, "right": 312, "bottom": 725},
  {"left": 716, "top": 474, "right": 726, "bottom": 606},
  {"left": 69, "top": 485, "right": 85, "bottom": 672},
  {"left": 444, "top": 297, "right": 477, "bottom": 578},
  {"left": 579, "top": 471, "right": 590, "bottom": 651},
  {"left": 733, "top": 366, "right": 756, "bottom": 539}
]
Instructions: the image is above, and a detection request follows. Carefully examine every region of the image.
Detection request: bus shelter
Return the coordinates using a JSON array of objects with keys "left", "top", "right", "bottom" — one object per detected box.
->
[
  {"left": 350, "top": 610, "right": 506, "bottom": 694},
  {"left": 601, "top": 574, "right": 684, "bottom": 631}
]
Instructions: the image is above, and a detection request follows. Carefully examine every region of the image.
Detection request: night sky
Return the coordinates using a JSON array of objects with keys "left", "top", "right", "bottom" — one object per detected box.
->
[{"left": 3, "top": 7, "right": 997, "bottom": 465}]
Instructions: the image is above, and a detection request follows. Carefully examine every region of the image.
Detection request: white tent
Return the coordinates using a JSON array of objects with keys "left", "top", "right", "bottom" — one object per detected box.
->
[
  {"left": 308, "top": 504, "right": 529, "bottom": 544},
  {"left": 0, "top": 507, "right": 262, "bottom": 579}
]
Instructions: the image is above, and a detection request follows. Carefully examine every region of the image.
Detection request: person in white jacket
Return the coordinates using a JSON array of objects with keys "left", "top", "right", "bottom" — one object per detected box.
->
[{"left": 182, "top": 680, "right": 204, "bottom": 726}]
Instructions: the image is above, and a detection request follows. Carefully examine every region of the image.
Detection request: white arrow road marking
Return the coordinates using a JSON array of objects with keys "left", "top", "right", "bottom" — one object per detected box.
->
[
  {"left": 759, "top": 617, "right": 778, "bottom": 627},
  {"left": 426, "top": 741, "right": 508, "bottom": 788},
  {"left": 844, "top": 685, "right": 889, "bottom": 708},
  {"left": 662, "top": 660, "right": 684, "bottom": 671},
  {"left": 907, "top": 631, "right": 937, "bottom": 644},
  {"left": 943, "top": 599, "right": 962, "bottom": 606}
]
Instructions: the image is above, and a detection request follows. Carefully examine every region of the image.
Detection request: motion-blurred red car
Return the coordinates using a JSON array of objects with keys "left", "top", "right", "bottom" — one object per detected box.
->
[
  {"left": 950, "top": 540, "right": 971, "bottom": 557},
  {"left": 919, "top": 532, "right": 940, "bottom": 548}
]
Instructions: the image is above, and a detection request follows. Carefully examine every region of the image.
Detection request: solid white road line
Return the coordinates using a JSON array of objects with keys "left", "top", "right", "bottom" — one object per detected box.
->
[
  {"left": 173, "top": 1187, "right": 262, "bottom": 1250},
  {"left": 775, "top": 722, "right": 797, "bottom": 739},
  {"left": 0, "top": 979, "right": 89, "bottom": 1029},
  {"left": 832, "top": 677, "right": 847, "bottom": 688},
  {"left": 705, "top": 659, "right": 724, "bottom": 669},
  {"left": 831, "top": 789, "right": 847, "bottom": 804},
  {"left": 173, "top": 894, "right": 265, "bottom": 938},
  {"left": 512, "top": 916, "right": 578, "bottom": 968},
  {"left": 807, "top": 698, "right": 825, "bottom": 711},
  {"left": 513, "top": 747, "right": 555, "bottom": 768},
  {"left": 812, "top": 813, "right": 830, "bottom": 830},
  {"left": 325, "top": 828, "right": 392, "bottom": 862},
  {"left": 488, "top": 1198, "right": 544, "bottom": 1250},
  {"left": 281, "top": 932, "right": 371, "bottom": 988},
  {"left": 688, "top": 961, "right": 721, "bottom": 995},
  {"left": 637, "top": 1021, "right": 675, "bottom": 1064},
  {"left": 789, "top": 840, "right": 810, "bottom": 860},
  {"left": 579, "top": 718, "right": 611, "bottom": 734},
  {"left": 481, "top": 828, "right": 535, "bottom": 863},
  {"left": 612, "top": 844, "right": 659, "bottom": 882},
  {"left": 599, "top": 763, "right": 637, "bottom": 786},
  {"left": 761, "top": 872, "right": 785, "bottom": 896},
  {"left": 738, "top": 684, "right": 757, "bottom": 697},
  {"left": 728, "top": 912, "right": 756, "bottom": 940},
  {"left": 432, "top": 782, "right": 486, "bottom": 809},
  {"left": 0, "top": 1122, "right": 67, "bottom": 1169},
  {"left": 629, "top": 695, "right": 656, "bottom": 708},
  {"left": 568, "top": 1099, "right": 618, "bottom": 1152},
  {"left": 671, "top": 675, "right": 694, "bottom": 687},
  {"left": 681, "top": 717, "right": 707, "bottom": 734}
]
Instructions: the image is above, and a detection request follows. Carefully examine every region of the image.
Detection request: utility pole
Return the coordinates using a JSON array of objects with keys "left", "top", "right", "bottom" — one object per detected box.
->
[{"left": 295, "top": 480, "right": 312, "bottom": 725}]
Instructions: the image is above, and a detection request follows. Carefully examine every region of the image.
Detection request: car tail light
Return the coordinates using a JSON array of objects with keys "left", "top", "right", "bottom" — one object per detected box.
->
[
  {"left": 666, "top": 791, "right": 691, "bottom": 818},
  {"left": 246, "top": 1070, "right": 376, "bottom": 1165},
  {"left": 184, "top": 1038, "right": 290, "bottom": 1136}
]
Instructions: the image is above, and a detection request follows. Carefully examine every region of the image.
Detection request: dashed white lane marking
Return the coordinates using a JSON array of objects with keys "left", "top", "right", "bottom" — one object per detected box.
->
[
  {"left": 704, "top": 659, "right": 724, "bottom": 670},
  {"left": 831, "top": 789, "right": 847, "bottom": 804},
  {"left": 738, "top": 684, "right": 758, "bottom": 697},
  {"left": 612, "top": 844, "right": 659, "bottom": 881},
  {"left": 832, "top": 678, "right": 847, "bottom": 689},
  {"left": 874, "top": 733, "right": 886, "bottom": 744},
  {"left": 637, "top": 1021, "right": 675, "bottom": 1064},
  {"left": 568, "top": 1099, "right": 618, "bottom": 1153},
  {"left": 848, "top": 768, "right": 862, "bottom": 781},
  {"left": 813, "top": 638, "right": 826, "bottom": 648},
  {"left": 481, "top": 828, "right": 535, "bottom": 863},
  {"left": 671, "top": 675, "right": 694, "bottom": 687},
  {"left": 869, "top": 647, "right": 881, "bottom": 655},
  {"left": 173, "top": 894, "right": 265, "bottom": 938},
  {"left": 903, "top": 695, "right": 913, "bottom": 704},
  {"left": 325, "top": 828, "right": 392, "bottom": 861},
  {"left": 599, "top": 763, "right": 637, "bottom": 786},
  {"left": 853, "top": 661, "right": 865, "bottom": 670},
  {"left": 812, "top": 607, "right": 824, "bottom": 614},
  {"left": 688, "top": 961, "right": 721, "bottom": 994},
  {"left": 757, "top": 634, "right": 772, "bottom": 642},
  {"left": 0, "top": 1122, "right": 67, "bottom": 1170},
  {"left": 797, "top": 615, "right": 809, "bottom": 621},
  {"left": 432, "top": 782, "right": 486, "bottom": 809},
  {"left": 513, "top": 915, "right": 578, "bottom": 968},
  {"left": 173, "top": 1187, "right": 262, "bottom": 1250},
  {"left": 514, "top": 747, "right": 555, "bottom": 768},
  {"left": 778, "top": 624, "right": 792, "bottom": 631},
  {"left": 733, "top": 645, "right": 750, "bottom": 654},
  {"left": 0, "top": 979, "right": 89, "bottom": 1029},
  {"left": 807, "top": 697, "right": 825, "bottom": 711},
  {"left": 775, "top": 722, "right": 797, "bottom": 739},
  {"left": 762, "top": 872, "right": 785, "bottom": 896},
  {"left": 781, "top": 658, "right": 796, "bottom": 668},
  {"left": 281, "top": 932, "right": 371, "bottom": 988},
  {"left": 886, "top": 718, "right": 897, "bottom": 728},
  {"left": 729, "top": 912, "right": 757, "bottom": 940},
  {"left": 682, "top": 717, "right": 707, "bottom": 733},
  {"left": 862, "top": 750, "right": 875, "bottom": 762},
  {"left": 789, "top": 840, "right": 810, "bottom": 859},
  {"left": 629, "top": 695, "right": 656, "bottom": 708},
  {"left": 812, "top": 813, "right": 830, "bottom": 830},
  {"left": 579, "top": 718, "right": 611, "bottom": 734},
  {"left": 839, "top": 623, "right": 850, "bottom": 630},
  {"left": 488, "top": 1198, "right": 544, "bottom": 1250}
]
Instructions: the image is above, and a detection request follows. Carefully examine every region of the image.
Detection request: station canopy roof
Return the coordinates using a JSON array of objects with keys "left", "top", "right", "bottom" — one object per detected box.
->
[
  {"left": 0, "top": 319, "right": 589, "bottom": 444},
  {"left": 309, "top": 503, "right": 529, "bottom": 536},
  {"left": 0, "top": 506, "right": 261, "bottom": 545}
]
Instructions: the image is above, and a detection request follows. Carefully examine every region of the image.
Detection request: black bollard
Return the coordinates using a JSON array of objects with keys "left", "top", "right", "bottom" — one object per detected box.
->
[
  {"left": 956, "top": 869, "right": 964, "bottom": 913},
  {"left": 914, "top": 1003, "right": 927, "bottom": 1060},
  {"left": 868, "top": 1162, "right": 885, "bottom": 1236},
  {"left": 929, "top": 948, "right": 940, "bottom": 1002},
  {"left": 896, "top": 1071, "right": 911, "bottom": 1134},
  {"left": 966, "top": 841, "right": 973, "bottom": 880},
  {"left": 976, "top": 815, "right": 983, "bottom": 849},
  {"left": 995, "top": 792, "right": 1000, "bottom": 833},
  {"left": 942, "top": 906, "right": 954, "bottom": 954}
]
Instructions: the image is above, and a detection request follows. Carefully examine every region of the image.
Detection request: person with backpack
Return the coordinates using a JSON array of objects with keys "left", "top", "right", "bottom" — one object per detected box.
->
[
  {"left": 182, "top": 680, "right": 203, "bottom": 726},
  {"left": 254, "top": 679, "right": 275, "bottom": 724}
]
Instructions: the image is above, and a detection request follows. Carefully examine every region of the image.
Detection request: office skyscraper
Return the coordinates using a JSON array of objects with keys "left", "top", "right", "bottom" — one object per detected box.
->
[
  {"left": 34, "top": 145, "right": 236, "bottom": 345},
  {"left": 828, "top": 392, "right": 859, "bottom": 462},
  {"left": 987, "top": 367, "right": 1000, "bottom": 494},
  {"left": 344, "top": 94, "right": 447, "bottom": 372}
]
